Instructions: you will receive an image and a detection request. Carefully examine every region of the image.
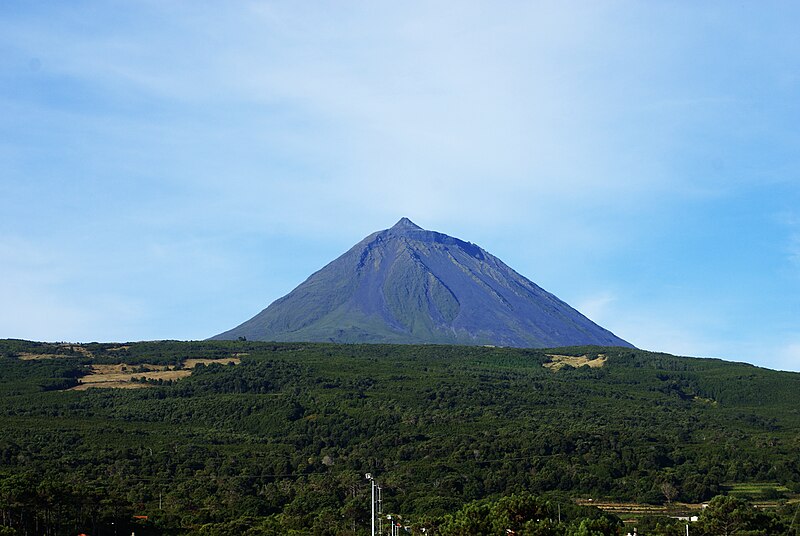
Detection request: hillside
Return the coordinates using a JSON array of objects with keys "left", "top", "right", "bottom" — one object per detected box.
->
[
  {"left": 1, "top": 340, "right": 799, "bottom": 535},
  {"left": 213, "top": 219, "right": 632, "bottom": 348}
]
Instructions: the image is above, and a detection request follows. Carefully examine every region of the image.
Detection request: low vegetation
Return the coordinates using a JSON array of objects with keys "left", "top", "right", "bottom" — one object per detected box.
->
[
  {"left": 1, "top": 339, "right": 799, "bottom": 535},
  {"left": 543, "top": 354, "right": 607, "bottom": 371},
  {"left": 69, "top": 357, "right": 241, "bottom": 390}
]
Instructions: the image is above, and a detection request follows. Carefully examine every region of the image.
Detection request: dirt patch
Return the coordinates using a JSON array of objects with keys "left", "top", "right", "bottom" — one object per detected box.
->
[{"left": 544, "top": 354, "right": 607, "bottom": 371}]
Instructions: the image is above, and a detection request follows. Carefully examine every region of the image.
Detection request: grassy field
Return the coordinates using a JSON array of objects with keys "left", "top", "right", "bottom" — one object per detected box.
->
[
  {"left": 543, "top": 353, "right": 607, "bottom": 371},
  {"left": 722, "top": 482, "right": 793, "bottom": 500},
  {"left": 69, "top": 356, "right": 242, "bottom": 390}
]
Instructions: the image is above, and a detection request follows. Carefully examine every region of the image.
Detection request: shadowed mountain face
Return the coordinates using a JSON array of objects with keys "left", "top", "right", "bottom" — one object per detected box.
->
[{"left": 213, "top": 218, "right": 633, "bottom": 348}]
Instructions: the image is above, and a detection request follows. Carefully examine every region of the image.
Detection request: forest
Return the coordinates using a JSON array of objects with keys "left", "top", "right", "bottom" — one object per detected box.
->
[{"left": 1, "top": 339, "right": 799, "bottom": 535}]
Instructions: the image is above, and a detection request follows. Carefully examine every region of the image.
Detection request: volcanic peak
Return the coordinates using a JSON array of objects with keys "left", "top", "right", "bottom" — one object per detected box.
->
[{"left": 212, "top": 219, "right": 633, "bottom": 348}]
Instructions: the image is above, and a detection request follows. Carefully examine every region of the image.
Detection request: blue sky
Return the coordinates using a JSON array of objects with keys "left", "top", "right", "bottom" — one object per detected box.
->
[{"left": 2, "top": 1, "right": 799, "bottom": 371}]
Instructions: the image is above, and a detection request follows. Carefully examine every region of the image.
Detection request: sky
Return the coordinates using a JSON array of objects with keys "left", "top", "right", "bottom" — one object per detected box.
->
[{"left": 1, "top": 1, "right": 799, "bottom": 371}]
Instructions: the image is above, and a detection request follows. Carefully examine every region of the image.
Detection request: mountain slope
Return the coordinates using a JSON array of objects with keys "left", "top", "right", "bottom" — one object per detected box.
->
[{"left": 213, "top": 218, "right": 632, "bottom": 348}]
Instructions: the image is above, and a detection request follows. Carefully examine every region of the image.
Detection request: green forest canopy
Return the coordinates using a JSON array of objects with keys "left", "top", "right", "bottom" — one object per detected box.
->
[{"left": 1, "top": 339, "right": 799, "bottom": 535}]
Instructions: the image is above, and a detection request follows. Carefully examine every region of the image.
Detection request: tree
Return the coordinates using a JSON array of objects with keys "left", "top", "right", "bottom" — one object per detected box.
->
[
  {"left": 439, "top": 502, "right": 493, "bottom": 535},
  {"left": 695, "top": 496, "right": 762, "bottom": 536},
  {"left": 490, "top": 492, "right": 549, "bottom": 535},
  {"left": 567, "top": 517, "right": 620, "bottom": 536},
  {"left": 660, "top": 482, "right": 678, "bottom": 505}
]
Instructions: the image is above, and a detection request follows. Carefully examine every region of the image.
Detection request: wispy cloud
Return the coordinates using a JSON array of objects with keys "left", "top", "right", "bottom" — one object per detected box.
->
[
  {"left": 579, "top": 296, "right": 731, "bottom": 359},
  {"left": 575, "top": 291, "right": 618, "bottom": 325},
  {"left": 0, "top": 2, "right": 696, "bottom": 231},
  {"left": 788, "top": 234, "right": 800, "bottom": 269},
  {"left": 773, "top": 212, "right": 800, "bottom": 271},
  {"left": 0, "top": 238, "right": 116, "bottom": 341},
  {"left": 775, "top": 341, "right": 800, "bottom": 372},
  {"left": 2, "top": 2, "right": 800, "bottom": 355}
]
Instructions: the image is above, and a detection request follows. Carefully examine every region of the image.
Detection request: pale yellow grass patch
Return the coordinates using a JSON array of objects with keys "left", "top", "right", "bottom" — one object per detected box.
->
[
  {"left": 60, "top": 344, "right": 93, "bottom": 358},
  {"left": 20, "top": 344, "right": 94, "bottom": 359},
  {"left": 68, "top": 357, "right": 241, "bottom": 390},
  {"left": 543, "top": 354, "right": 607, "bottom": 371},
  {"left": 184, "top": 357, "right": 241, "bottom": 368},
  {"left": 90, "top": 363, "right": 172, "bottom": 374},
  {"left": 18, "top": 353, "right": 66, "bottom": 360},
  {"left": 70, "top": 382, "right": 152, "bottom": 391}
]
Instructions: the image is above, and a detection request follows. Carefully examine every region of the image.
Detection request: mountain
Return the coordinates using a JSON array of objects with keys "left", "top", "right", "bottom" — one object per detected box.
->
[{"left": 213, "top": 218, "right": 633, "bottom": 348}]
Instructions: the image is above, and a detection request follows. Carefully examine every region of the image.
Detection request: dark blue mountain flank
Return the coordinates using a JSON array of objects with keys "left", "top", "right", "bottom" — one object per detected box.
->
[{"left": 213, "top": 218, "right": 633, "bottom": 348}]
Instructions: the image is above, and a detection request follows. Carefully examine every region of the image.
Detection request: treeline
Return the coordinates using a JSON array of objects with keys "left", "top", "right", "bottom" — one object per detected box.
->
[
  {"left": 1, "top": 340, "right": 800, "bottom": 534},
  {"left": 1, "top": 478, "right": 797, "bottom": 536}
]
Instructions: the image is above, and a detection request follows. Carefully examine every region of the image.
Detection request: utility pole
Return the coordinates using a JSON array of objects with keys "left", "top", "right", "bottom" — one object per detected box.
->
[
  {"left": 790, "top": 501, "right": 800, "bottom": 536},
  {"left": 378, "top": 486, "right": 383, "bottom": 536},
  {"left": 366, "top": 474, "right": 375, "bottom": 536}
]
